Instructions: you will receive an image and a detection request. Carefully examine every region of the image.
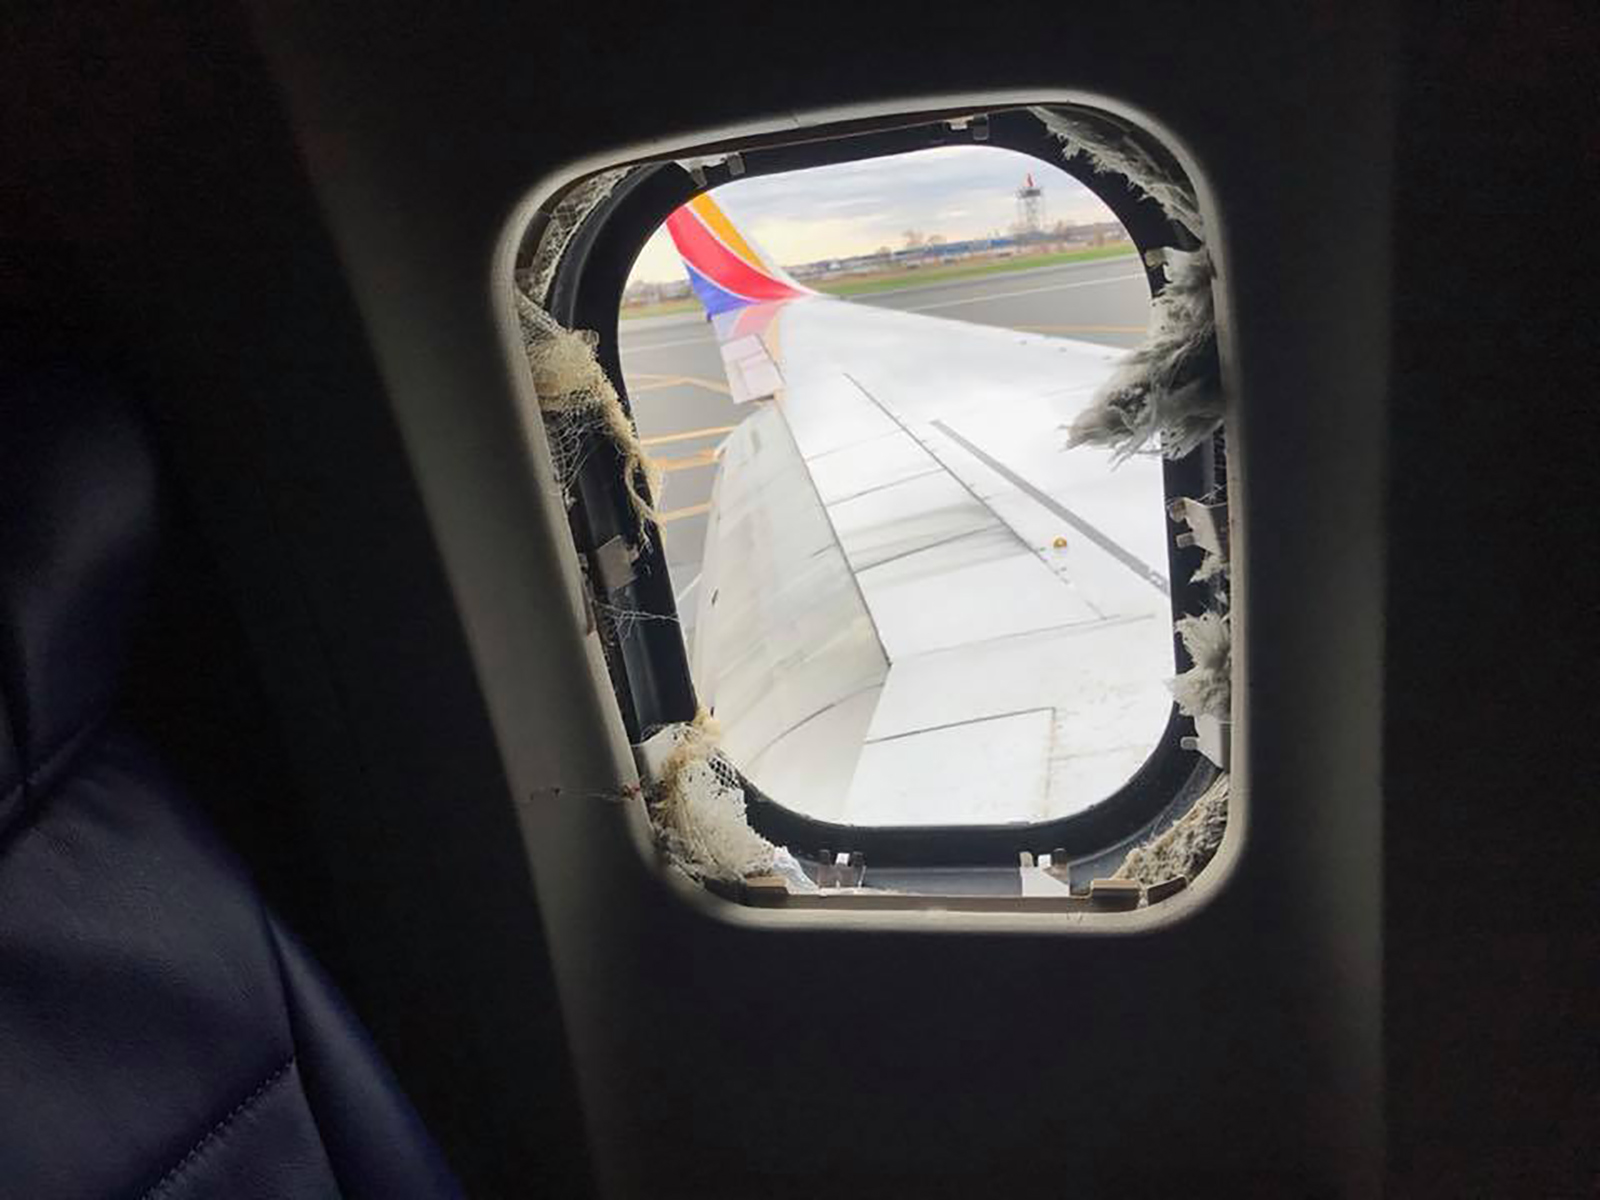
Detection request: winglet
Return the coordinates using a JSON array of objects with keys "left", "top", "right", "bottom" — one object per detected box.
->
[{"left": 665, "top": 192, "right": 812, "bottom": 317}]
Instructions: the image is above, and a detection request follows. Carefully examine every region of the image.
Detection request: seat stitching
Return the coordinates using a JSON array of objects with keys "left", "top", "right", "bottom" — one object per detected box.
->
[
  {"left": 0, "top": 716, "right": 108, "bottom": 859},
  {"left": 1, "top": 714, "right": 106, "bottom": 810},
  {"left": 138, "top": 1056, "right": 296, "bottom": 1200},
  {"left": 263, "top": 919, "right": 348, "bottom": 1199}
]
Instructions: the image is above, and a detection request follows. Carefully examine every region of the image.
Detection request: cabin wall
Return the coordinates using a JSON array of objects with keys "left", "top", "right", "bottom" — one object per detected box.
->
[
  {"left": 5, "top": 3, "right": 1406, "bottom": 1195},
  {"left": 243, "top": 5, "right": 1391, "bottom": 1196}
]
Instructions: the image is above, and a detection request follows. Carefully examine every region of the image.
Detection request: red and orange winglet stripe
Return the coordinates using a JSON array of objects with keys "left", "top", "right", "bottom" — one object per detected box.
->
[{"left": 665, "top": 193, "right": 810, "bottom": 315}]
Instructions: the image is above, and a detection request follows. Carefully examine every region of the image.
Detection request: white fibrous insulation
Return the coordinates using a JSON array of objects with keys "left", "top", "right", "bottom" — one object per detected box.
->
[
  {"left": 1170, "top": 497, "right": 1230, "bottom": 586},
  {"left": 1113, "top": 772, "right": 1229, "bottom": 886},
  {"left": 770, "top": 846, "right": 821, "bottom": 894},
  {"left": 523, "top": 168, "right": 631, "bottom": 305},
  {"left": 1032, "top": 107, "right": 1225, "bottom": 463},
  {"left": 1065, "top": 247, "right": 1223, "bottom": 462},
  {"left": 649, "top": 717, "right": 778, "bottom": 882},
  {"left": 1030, "top": 106, "right": 1203, "bottom": 240},
  {"left": 516, "top": 294, "right": 663, "bottom": 529},
  {"left": 1192, "top": 549, "right": 1228, "bottom": 585},
  {"left": 1169, "top": 610, "right": 1231, "bottom": 719}
]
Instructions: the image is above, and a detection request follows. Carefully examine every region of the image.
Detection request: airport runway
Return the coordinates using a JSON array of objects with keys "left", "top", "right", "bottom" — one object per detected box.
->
[{"left": 618, "top": 254, "right": 1150, "bottom": 636}]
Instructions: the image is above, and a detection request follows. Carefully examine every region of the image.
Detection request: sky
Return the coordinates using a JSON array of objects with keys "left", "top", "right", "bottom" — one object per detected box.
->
[{"left": 626, "top": 144, "right": 1119, "bottom": 285}]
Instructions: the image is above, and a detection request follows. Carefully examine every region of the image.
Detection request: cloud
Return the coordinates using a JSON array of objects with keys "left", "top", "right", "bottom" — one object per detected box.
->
[
  {"left": 744, "top": 215, "right": 891, "bottom": 262},
  {"left": 815, "top": 194, "right": 883, "bottom": 212}
]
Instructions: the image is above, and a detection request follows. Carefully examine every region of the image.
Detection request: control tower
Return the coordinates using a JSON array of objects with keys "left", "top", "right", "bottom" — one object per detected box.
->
[{"left": 1015, "top": 172, "right": 1045, "bottom": 237}]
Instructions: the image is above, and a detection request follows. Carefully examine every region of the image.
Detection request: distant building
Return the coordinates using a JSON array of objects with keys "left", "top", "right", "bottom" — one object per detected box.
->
[
  {"left": 1015, "top": 172, "right": 1045, "bottom": 236},
  {"left": 673, "top": 218, "right": 1131, "bottom": 295},
  {"left": 622, "top": 278, "right": 691, "bottom": 306}
]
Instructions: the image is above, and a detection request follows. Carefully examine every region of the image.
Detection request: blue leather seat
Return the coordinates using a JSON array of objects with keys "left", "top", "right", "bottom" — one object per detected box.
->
[{"left": 0, "top": 366, "right": 463, "bottom": 1198}]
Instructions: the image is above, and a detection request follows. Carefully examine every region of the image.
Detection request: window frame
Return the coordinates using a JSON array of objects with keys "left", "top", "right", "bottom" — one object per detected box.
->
[{"left": 521, "top": 104, "right": 1223, "bottom": 870}]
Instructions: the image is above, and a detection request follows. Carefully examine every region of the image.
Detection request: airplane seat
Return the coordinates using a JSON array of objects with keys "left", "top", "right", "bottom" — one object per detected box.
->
[{"left": 0, "top": 364, "right": 463, "bottom": 1198}]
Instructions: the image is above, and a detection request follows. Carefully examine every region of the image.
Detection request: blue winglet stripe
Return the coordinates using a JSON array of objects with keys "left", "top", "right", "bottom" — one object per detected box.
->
[{"left": 683, "top": 261, "right": 752, "bottom": 317}]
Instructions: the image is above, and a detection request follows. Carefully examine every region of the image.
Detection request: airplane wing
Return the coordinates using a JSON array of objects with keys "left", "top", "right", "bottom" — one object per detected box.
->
[{"left": 663, "top": 193, "right": 1174, "bottom": 826}]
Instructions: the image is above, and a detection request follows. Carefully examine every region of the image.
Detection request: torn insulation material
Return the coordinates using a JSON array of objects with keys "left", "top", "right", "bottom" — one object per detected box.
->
[
  {"left": 1191, "top": 550, "right": 1229, "bottom": 585},
  {"left": 1170, "top": 496, "right": 1230, "bottom": 585},
  {"left": 1170, "top": 610, "right": 1231, "bottom": 720},
  {"left": 1064, "top": 247, "right": 1224, "bottom": 462},
  {"left": 1030, "top": 106, "right": 1203, "bottom": 240},
  {"left": 1113, "top": 772, "right": 1229, "bottom": 887},
  {"left": 522, "top": 167, "right": 632, "bottom": 305},
  {"left": 645, "top": 714, "right": 779, "bottom": 883},
  {"left": 770, "top": 846, "right": 821, "bottom": 894},
  {"left": 1032, "top": 107, "right": 1224, "bottom": 463},
  {"left": 516, "top": 293, "right": 663, "bottom": 531}
]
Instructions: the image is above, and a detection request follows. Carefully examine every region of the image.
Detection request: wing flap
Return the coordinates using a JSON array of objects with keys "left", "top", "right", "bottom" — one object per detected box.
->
[
  {"left": 718, "top": 334, "right": 783, "bottom": 404},
  {"left": 691, "top": 403, "right": 889, "bottom": 824},
  {"left": 678, "top": 252, "right": 1176, "bottom": 825}
]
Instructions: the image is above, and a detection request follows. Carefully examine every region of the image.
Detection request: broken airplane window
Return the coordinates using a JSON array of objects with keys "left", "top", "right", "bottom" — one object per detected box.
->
[{"left": 617, "top": 145, "right": 1179, "bottom": 828}]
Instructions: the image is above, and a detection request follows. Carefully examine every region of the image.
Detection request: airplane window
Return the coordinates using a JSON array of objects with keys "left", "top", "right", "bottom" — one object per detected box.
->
[{"left": 616, "top": 146, "right": 1180, "bottom": 828}]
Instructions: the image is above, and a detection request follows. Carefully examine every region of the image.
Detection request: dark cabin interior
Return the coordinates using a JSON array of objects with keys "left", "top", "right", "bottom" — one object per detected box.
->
[{"left": 2, "top": 3, "right": 1593, "bottom": 1197}]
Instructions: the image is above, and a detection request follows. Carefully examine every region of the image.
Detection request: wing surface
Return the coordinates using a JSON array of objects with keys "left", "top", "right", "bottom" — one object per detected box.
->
[{"left": 665, "top": 193, "right": 1172, "bottom": 825}]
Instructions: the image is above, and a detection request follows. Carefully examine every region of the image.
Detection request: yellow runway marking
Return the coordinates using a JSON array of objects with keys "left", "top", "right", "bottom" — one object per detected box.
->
[
  {"left": 1015, "top": 323, "right": 1147, "bottom": 334},
  {"left": 657, "top": 447, "right": 721, "bottom": 472},
  {"left": 626, "top": 373, "right": 731, "bottom": 396},
  {"left": 658, "top": 501, "right": 713, "bottom": 523},
  {"left": 640, "top": 424, "right": 736, "bottom": 448}
]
